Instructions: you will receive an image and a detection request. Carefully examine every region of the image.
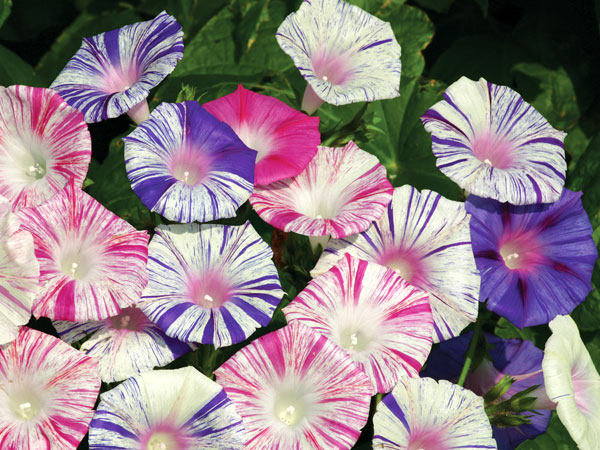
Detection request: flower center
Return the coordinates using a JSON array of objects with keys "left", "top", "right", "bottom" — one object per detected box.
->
[
  {"left": 146, "top": 432, "right": 179, "bottom": 450},
  {"left": 339, "top": 328, "right": 369, "bottom": 353},
  {"left": 101, "top": 64, "right": 141, "bottom": 94},
  {"left": 274, "top": 390, "right": 307, "bottom": 426},
  {"left": 60, "top": 253, "right": 91, "bottom": 280},
  {"left": 236, "top": 123, "right": 275, "bottom": 163},
  {"left": 499, "top": 232, "right": 544, "bottom": 272},
  {"left": 186, "top": 271, "right": 232, "bottom": 308},
  {"left": 25, "top": 161, "right": 46, "bottom": 180},
  {"left": 108, "top": 307, "right": 150, "bottom": 332},
  {"left": 471, "top": 130, "right": 515, "bottom": 170},
  {"left": 9, "top": 390, "right": 42, "bottom": 421},
  {"left": 311, "top": 48, "right": 353, "bottom": 85},
  {"left": 170, "top": 148, "right": 212, "bottom": 186},
  {"left": 407, "top": 427, "right": 449, "bottom": 450},
  {"left": 378, "top": 247, "right": 426, "bottom": 285}
]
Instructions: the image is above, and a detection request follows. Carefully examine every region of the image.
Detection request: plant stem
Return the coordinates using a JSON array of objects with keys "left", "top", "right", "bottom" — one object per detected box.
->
[{"left": 457, "top": 319, "right": 483, "bottom": 386}]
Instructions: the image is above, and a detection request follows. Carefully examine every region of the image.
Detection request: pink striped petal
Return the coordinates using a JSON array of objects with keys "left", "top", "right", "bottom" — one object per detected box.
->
[
  {"left": 285, "top": 254, "right": 433, "bottom": 394},
  {"left": 215, "top": 321, "right": 372, "bottom": 449},
  {"left": 0, "top": 327, "right": 100, "bottom": 450},
  {"left": 250, "top": 141, "right": 393, "bottom": 238},
  {"left": 17, "top": 181, "right": 149, "bottom": 321},
  {"left": 0, "top": 86, "right": 91, "bottom": 210},
  {"left": 0, "top": 198, "right": 39, "bottom": 344}
]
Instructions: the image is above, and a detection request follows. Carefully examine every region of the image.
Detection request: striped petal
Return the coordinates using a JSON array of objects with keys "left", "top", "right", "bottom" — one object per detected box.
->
[
  {"left": 313, "top": 185, "right": 480, "bottom": 342},
  {"left": 284, "top": 254, "right": 433, "bottom": 394},
  {"left": 138, "top": 222, "right": 284, "bottom": 348},
  {"left": 89, "top": 366, "right": 245, "bottom": 450},
  {"left": 123, "top": 101, "right": 256, "bottom": 223},
  {"left": 17, "top": 180, "right": 149, "bottom": 322},
  {"left": 466, "top": 189, "right": 597, "bottom": 328},
  {"left": 373, "top": 377, "right": 497, "bottom": 449},
  {"left": 543, "top": 315, "right": 600, "bottom": 450},
  {"left": 204, "top": 85, "right": 320, "bottom": 185},
  {"left": 0, "top": 198, "right": 39, "bottom": 345},
  {"left": 50, "top": 12, "right": 183, "bottom": 123},
  {"left": 0, "top": 85, "right": 91, "bottom": 209},
  {"left": 276, "top": 0, "right": 401, "bottom": 110},
  {"left": 250, "top": 141, "right": 393, "bottom": 238},
  {"left": 54, "top": 306, "right": 194, "bottom": 383},
  {"left": 421, "top": 76, "right": 567, "bottom": 205},
  {"left": 215, "top": 321, "right": 372, "bottom": 449},
  {"left": 0, "top": 327, "right": 100, "bottom": 450}
]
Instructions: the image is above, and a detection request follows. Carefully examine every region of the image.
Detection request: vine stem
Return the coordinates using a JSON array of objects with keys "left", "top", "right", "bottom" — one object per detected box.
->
[{"left": 457, "top": 318, "right": 483, "bottom": 386}]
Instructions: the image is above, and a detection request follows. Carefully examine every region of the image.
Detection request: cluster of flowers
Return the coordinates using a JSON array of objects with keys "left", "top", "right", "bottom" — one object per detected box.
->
[{"left": 0, "top": 0, "right": 598, "bottom": 449}]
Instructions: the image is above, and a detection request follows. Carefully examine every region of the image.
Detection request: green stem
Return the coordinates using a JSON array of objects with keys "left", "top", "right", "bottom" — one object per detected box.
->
[{"left": 457, "top": 319, "right": 483, "bottom": 386}]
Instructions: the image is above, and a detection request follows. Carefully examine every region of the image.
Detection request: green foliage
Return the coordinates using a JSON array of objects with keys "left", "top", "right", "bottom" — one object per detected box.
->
[
  {"left": 517, "top": 413, "right": 575, "bottom": 449},
  {"left": 0, "top": 44, "right": 42, "bottom": 86},
  {"left": 0, "top": 0, "right": 11, "bottom": 30}
]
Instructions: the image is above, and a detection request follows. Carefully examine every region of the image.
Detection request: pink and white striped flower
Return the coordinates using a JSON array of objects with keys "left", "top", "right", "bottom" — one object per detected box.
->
[
  {"left": 89, "top": 367, "right": 246, "bottom": 450},
  {"left": 0, "top": 197, "right": 39, "bottom": 345},
  {"left": 17, "top": 180, "right": 149, "bottom": 322},
  {"left": 54, "top": 306, "right": 194, "bottom": 382},
  {"left": 373, "top": 377, "right": 497, "bottom": 449},
  {"left": 203, "top": 85, "right": 321, "bottom": 185},
  {"left": 0, "top": 327, "right": 100, "bottom": 450},
  {"left": 284, "top": 254, "right": 433, "bottom": 394},
  {"left": 543, "top": 315, "right": 600, "bottom": 450},
  {"left": 215, "top": 321, "right": 372, "bottom": 449},
  {"left": 250, "top": 141, "right": 393, "bottom": 239},
  {"left": 0, "top": 85, "right": 91, "bottom": 210}
]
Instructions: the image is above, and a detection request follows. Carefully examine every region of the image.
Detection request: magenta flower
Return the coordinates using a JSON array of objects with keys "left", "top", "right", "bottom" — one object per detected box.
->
[
  {"left": 204, "top": 85, "right": 321, "bottom": 185},
  {"left": 0, "top": 327, "right": 100, "bottom": 450},
  {"left": 0, "top": 85, "right": 91, "bottom": 210},
  {"left": 285, "top": 254, "right": 433, "bottom": 394},
  {"left": 250, "top": 141, "right": 393, "bottom": 239},
  {"left": 51, "top": 12, "right": 183, "bottom": 123},
  {"left": 215, "top": 321, "right": 372, "bottom": 449},
  {"left": 17, "top": 180, "right": 149, "bottom": 322}
]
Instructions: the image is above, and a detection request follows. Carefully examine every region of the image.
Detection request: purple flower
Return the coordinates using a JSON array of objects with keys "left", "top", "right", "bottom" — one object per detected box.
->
[{"left": 466, "top": 189, "right": 597, "bottom": 327}]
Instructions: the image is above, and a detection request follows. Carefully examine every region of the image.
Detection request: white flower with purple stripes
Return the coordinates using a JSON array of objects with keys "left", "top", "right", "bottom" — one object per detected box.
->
[
  {"left": 285, "top": 254, "right": 433, "bottom": 394},
  {"left": 421, "top": 76, "right": 567, "bottom": 205},
  {"left": 124, "top": 101, "right": 256, "bottom": 223},
  {"left": 54, "top": 306, "right": 194, "bottom": 383},
  {"left": 89, "top": 366, "right": 246, "bottom": 450},
  {"left": 313, "top": 185, "right": 480, "bottom": 343},
  {"left": 276, "top": 0, "right": 401, "bottom": 113},
  {"left": 51, "top": 11, "right": 183, "bottom": 123},
  {"left": 138, "top": 222, "right": 284, "bottom": 348}
]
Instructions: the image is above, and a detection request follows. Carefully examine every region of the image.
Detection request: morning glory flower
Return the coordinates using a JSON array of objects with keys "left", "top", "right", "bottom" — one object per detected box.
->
[
  {"left": 284, "top": 253, "right": 433, "bottom": 394},
  {"left": 373, "top": 377, "right": 497, "bottom": 449},
  {"left": 313, "top": 185, "right": 480, "bottom": 343},
  {"left": 0, "top": 197, "right": 39, "bottom": 345},
  {"left": 0, "top": 85, "right": 91, "bottom": 210},
  {"left": 17, "top": 180, "right": 149, "bottom": 322},
  {"left": 89, "top": 366, "right": 246, "bottom": 450},
  {"left": 422, "top": 332, "right": 551, "bottom": 449},
  {"left": 250, "top": 141, "right": 393, "bottom": 239},
  {"left": 54, "top": 306, "right": 194, "bottom": 383},
  {"left": 0, "top": 327, "right": 100, "bottom": 450},
  {"left": 421, "top": 76, "right": 567, "bottom": 205},
  {"left": 543, "top": 315, "right": 600, "bottom": 450},
  {"left": 276, "top": 0, "right": 401, "bottom": 113},
  {"left": 203, "top": 85, "right": 321, "bottom": 185},
  {"left": 138, "top": 222, "right": 284, "bottom": 348},
  {"left": 51, "top": 11, "right": 183, "bottom": 123},
  {"left": 123, "top": 101, "right": 256, "bottom": 223},
  {"left": 215, "top": 321, "right": 372, "bottom": 449},
  {"left": 466, "top": 189, "right": 597, "bottom": 328}
]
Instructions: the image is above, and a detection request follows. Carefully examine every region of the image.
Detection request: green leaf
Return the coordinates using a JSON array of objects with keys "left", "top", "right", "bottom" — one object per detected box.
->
[
  {"left": 413, "top": 0, "right": 454, "bottom": 13},
  {"left": 0, "top": 0, "right": 11, "bottom": 30},
  {"left": 0, "top": 44, "right": 43, "bottom": 86},
  {"left": 494, "top": 317, "right": 550, "bottom": 349},
  {"left": 517, "top": 413, "right": 575, "bottom": 449},
  {"left": 35, "top": 10, "right": 141, "bottom": 85}
]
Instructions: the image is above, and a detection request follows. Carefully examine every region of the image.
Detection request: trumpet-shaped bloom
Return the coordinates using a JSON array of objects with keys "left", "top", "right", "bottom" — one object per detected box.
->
[
  {"left": 422, "top": 332, "right": 551, "bottom": 449},
  {"left": 313, "top": 185, "right": 480, "bottom": 342},
  {"left": 89, "top": 366, "right": 246, "bottom": 450},
  {"left": 124, "top": 101, "right": 256, "bottom": 223},
  {"left": 373, "top": 377, "right": 497, "bottom": 449},
  {"left": 250, "top": 141, "right": 393, "bottom": 238},
  {"left": 203, "top": 85, "right": 320, "bottom": 185},
  {"left": 284, "top": 254, "right": 433, "bottom": 394},
  {"left": 138, "top": 222, "right": 283, "bottom": 348},
  {"left": 215, "top": 321, "right": 372, "bottom": 449},
  {"left": 0, "top": 198, "right": 39, "bottom": 345},
  {"left": 50, "top": 11, "right": 183, "bottom": 123},
  {"left": 466, "top": 189, "right": 597, "bottom": 328},
  {"left": 17, "top": 180, "right": 149, "bottom": 322},
  {"left": 543, "top": 315, "right": 600, "bottom": 450},
  {"left": 0, "top": 85, "right": 91, "bottom": 210},
  {"left": 54, "top": 306, "right": 194, "bottom": 382},
  {"left": 0, "top": 327, "right": 100, "bottom": 450},
  {"left": 421, "top": 76, "right": 567, "bottom": 205},
  {"left": 276, "top": 0, "right": 401, "bottom": 113}
]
